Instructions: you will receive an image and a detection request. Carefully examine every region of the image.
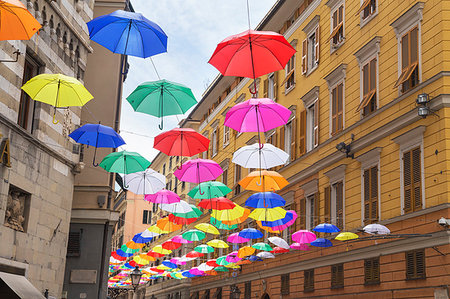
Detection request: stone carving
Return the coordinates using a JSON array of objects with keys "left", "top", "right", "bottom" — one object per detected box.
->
[
  {"left": 4, "top": 190, "right": 26, "bottom": 232},
  {"left": 62, "top": 109, "right": 72, "bottom": 139}
]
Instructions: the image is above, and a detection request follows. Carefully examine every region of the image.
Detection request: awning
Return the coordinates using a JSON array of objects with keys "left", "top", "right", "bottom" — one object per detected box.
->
[{"left": 0, "top": 272, "right": 45, "bottom": 299}]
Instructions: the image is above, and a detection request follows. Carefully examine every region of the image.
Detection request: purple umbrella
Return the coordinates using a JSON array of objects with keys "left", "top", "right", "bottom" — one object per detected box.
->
[
  {"left": 292, "top": 230, "right": 317, "bottom": 244},
  {"left": 144, "top": 189, "right": 180, "bottom": 204},
  {"left": 227, "top": 233, "right": 250, "bottom": 244},
  {"left": 171, "top": 235, "right": 193, "bottom": 244},
  {"left": 226, "top": 251, "right": 242, "bottom": 263}
]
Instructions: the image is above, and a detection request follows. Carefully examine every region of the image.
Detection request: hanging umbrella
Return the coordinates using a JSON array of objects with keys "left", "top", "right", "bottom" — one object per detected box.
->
[
  {"left": 182, "top": 270, "right": 197, "bottom": 278},
  {"left": 87, "top": 10, "right": 167, "bottom": 58},
  {"left": 226, "top": 252, "right": 241, "bottom": 263},
  {"left": 311, "top": 238, "right": 333, "bottom": 248},
  {"left": 227, "top": 233, "right": 250, "bottom": 244},
  {"left": 168, "top": 214, "right": 198, "bottom": 226},
  {"left": 238, "top": 246, "right": 256, "bottom": 258},
  {"left": 127, "top": 80, "right": 197, "bottom": 129},
  {"left": 335, "top": 232, "right": 359, "bottom": 241},
  {"left": 111, "top": 251, "right": 127, "bottom": 261},
  {"left": 160, "top": 200, "right": 193, "bottom": 214},
  {"left": 233, "top": 143, "right": 289, "bottom": 169},
  {"left": 161, "top": 260, "right": 178, "bottom": 269},
  {"left": 248, "top": 207, "right": 287, "bottom": 222},
  {"left": 239, "top": 170, "right": 289, "bottom": 192},
  {"left": 211, "top": 205, "right": 250, "bottom": 225},
  {"left": 271, "top": 247, "right": 289, "bottom": 254},
  {"left": 182, "top": 229, "right": 206, "bottom": 242},
  {"left": 207, "top": 239, "right": 229, "bottom": 249},
  {"left": 247, "top": 255, "right": 263, "bottom": 262},
  {"left": 174, "top": 159, "right": 223, "bottom": 184},
  {"left": 214, "top": 266, "right": 229, "bottom": 272},
  {"left": 141, "top": 230, "right": 159, "bottom": 239},
  {"left": 237, "top": 259, "right": 252, "bottom": 266},
  {"left": 162, "top": 240, "right": 182, "bottom": 251},
  {"left": 252, "top": 243, "right": 272, "bottom": 251},
  {"left": 148, "top": 225, "right": 170, "bottom": 234},
  {"left": 69, "top": 123, "right": 126, "bottom": 166},
  {"left": 156, "top": 217, "right": 183, "bottom": 232},
  {"left": 259, "top": 210, "right": 297, "bottom": 230},
  {"left": 154, "top": 128, "right": 210, "bottom": 158},
  {"left": 152, "top": 245, "right": 172, "bottom": 255},
  {"left": 292, "top": 230, "right": 317, "bottom": 244},
  {"left": 210, "top": 218, "right": 238, "bottom": 230},
  {"left": 256, "top": 252, "right": 275, "bottom": 259},
  {"left": 171, "top": 235, "right": 193, "bottom": 244},
  {"left": 188, "top": 181, "right": 232, "bottom": 199},
  {"left": 189, "top": 268, "right": 205, "bottom": 276},
  {"left": 226, "top": 264, "right": 241, "bottom": 269},
  {"left": 313, "top": 223, "right": 340, "bottom": 233},
  {"left": 194, "top": 245, "right": 214, "bottom": 254},
  {"left": 268, "top": 237, "right": 289, "bottom": 249},
  {"left": 238, "top": 228, "right": 264, "bottom": 239},
  {"left": 132, "top": 232, "right": 153, "bottom": 244},
  {"left": 120, "top": 244, "right": 140, "bottom": 254},
  {"left": 363, "top": 224, "right": 390, "bottom": 235},
  {"left": 99, "top": 151, "right": 151, "bottom": 184},
  {"left": 0, "top": 0, "right": 41, "bottom": 40},
  {"left": 123, "top": 169, "right": 165, "bottom": 195},
  {"left": 145, "top": 189, "right": 180, "bottom": 204},
  {"left": 216, "top": 256, "right": 230, "bottom": 266},
  {"left": 198, "top": 197, "right": 235, "bottom": 210},
  {"left": 186, "top": 251, "right": 204, "bottom": 258},
  {"left": 195, "top": 223, "right": 220, "bottom": 235},
  {"left": 245, "top": 192, "right": 286, "bottom": 208},
  {"left": 125, "top": 241, "right": 144, "bottom": 250},
  {"left": 21, "top": 73, "right": 93, "bottom": 124},
  {"left": 198, "top": 263, "right": 214, "bottom": 272},
  {"left": 133, "top": 255, "right": 151, "bottom": 265},
  {"left": 172, "top": 204, "right": 202, "bottom": 219},
  {"left": 147, "top": 251, "right": 165, "bottom": 258},
  {"left": 290, "top": 243, "right": 311, "bottom": 251}
]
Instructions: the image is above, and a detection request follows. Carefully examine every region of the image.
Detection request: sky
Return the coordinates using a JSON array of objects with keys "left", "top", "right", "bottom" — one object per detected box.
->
[{"left": 119, "top": 0, "right": 277, "bottom": 162}]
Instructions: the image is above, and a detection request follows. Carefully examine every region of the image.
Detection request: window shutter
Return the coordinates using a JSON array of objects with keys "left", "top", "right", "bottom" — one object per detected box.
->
[
  {"left": 313, "top": 100, "right": 319, "bottom": 147},
  {"left": 314, "top": 192, "right": 320, "bottom": 226},
  {"left": 406, "top": 251, "right": 415, "bottom": 279},
  {"left": 273, "top": 71, "right": 278, "bottom": 101},
  {"left": 336, "top": 182, "right": 344, "bottom": 229},
  {"left": 304, "top": 269, "right": 314, "bottom": 291},
  {"left": 67, "top": 232, "right": 81, "bottom": 257},
  {"left": 281, "top": 274, "right": 290, "bottom": 295},
  {"left": 216, "top": 127, "right": 220, "bottom": 154},
  {"left": 291, "top": 118, "right": 297, "bottom": 161},
  {"left": 302, "top": 39, "right": 308, "bottom": 75},
  {"left": 337, "top": 83, "right": 343, "bottom": 132},
  {"left": 412, "top": 148, "right": 422, "bottom": 210},
  {"left": 280, "top": 126, "right": 285, "bottom": 152},
  {"left": 331, "top": 87, "right": 337, "bottom": 134},
  {"left": 415, "top": 249, "right": 425, "bottom": 278},
  {"left": 314, "top": 26, "right": 320, "bottom": 64},
  {"left": 370, "top": 166, "right": 378, "bottom": 221},
  {"left": 363, "top": 169, "right": 370, "bottom": 225},
  {"left": 373, "top": 258, "right": 380, "bottom": 282},
  {"left": 263, "top": 79, "right": 268, "bottom": 98},
  {"left": 143, "top": 210, "right": 148, "bottom": 224},
  {"left": 364, "top": 259, "right": 372, "bottom": 282},
  {"left": 299, "top": 109, "right": 306, "bottom": 155},
  {"left": 300, "top": 197, "right": 306, "bottom": 229},
  {"left": 324, "top": 186, "right": 331, "bottom": 222}
]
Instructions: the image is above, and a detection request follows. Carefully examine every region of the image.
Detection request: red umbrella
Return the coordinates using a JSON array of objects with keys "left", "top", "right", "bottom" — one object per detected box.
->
[
  {"left": 186, "top": 251, "right": 204, "bottom": 258},
  {"left": 271, "top": 247, "right": 290, "bottom": 254},
  {"left": 147, "top": 251, "right": 165, "bottom": 258},
  {"left": 111, "top": 251, "right": 126, "bottom": 261},
  {"left": 198, "top": 197, "right": 236, "bottom": 210},
  {"left": 168, "top": 213, "right": 198, "bottom": 225},
  {"left": 208, "top": 29, "right": 296, "bottom": 81},
  {"left": 206, "top": 259, "right": 219, "bottom": 267},
  {"left": 150, "top": 267, "right": 165, "bottom": 273},
  {"left": 162, "top": 240, "right": 182, "bottom": 250},
  {"left": 154, "top": 128, "right": 210, "bottom": 157}
]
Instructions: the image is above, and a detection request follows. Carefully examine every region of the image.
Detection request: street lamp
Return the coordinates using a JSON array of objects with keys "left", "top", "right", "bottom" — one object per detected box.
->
[
  {"left": 230, "top": 285, "right": 241, "bottom": 299},
  {"left": 130, "top": 266, "right": 143, "bottom": 298}
]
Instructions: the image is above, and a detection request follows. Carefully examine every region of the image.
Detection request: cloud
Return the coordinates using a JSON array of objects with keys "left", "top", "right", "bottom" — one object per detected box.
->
[{"left": 120, "top": 0, "right": 277, "bottom": 162}]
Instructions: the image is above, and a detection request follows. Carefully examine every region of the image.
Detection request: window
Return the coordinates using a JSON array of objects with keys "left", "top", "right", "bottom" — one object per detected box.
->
[
  {"left": 363, "top": 166, "right": 378, "bottom": 225},
  {"left": 67, "top": 231, "right": 81, "bottom": 257},
  {"left": 222, "top": 167, "right": 228, "bottom": 187},
  {"left": 405, "top": 249, "right": 426, "bottom": 280},
  {"left": 169, "top": 157, "right": 173, "bottom": 169},
  {"left": 403, "top": 147, "right": 422, "bottom": 213},
  {"left": 244, "top": 282, "right": 251, "bottom": 298},
  {"left": 332, "top": 181, "right": 344, "bottom": 229},
  {"left": 234, "top": 165, "right": 241, "bottom": 196},
  {"left": 281, "top": 273, "right": 290, "bottom": 295},
  {"left": 306, "top": 101, "right": 319, "bottom": 152},
  {"left": 152, "top": 203, "right": 158, "bottom": 213},
  {"left": 304, "top": 269, "right": 315, "bottom": 292},
  {"left": 283, "top": 42, "right": 297, "bottom": 92},
  {"left": 357, "top": 0, "right": 377, "bottom": 25},
  {"left": 223, "top": 126, "right": 230, "bottom": 147},
  {"left": 325, "top": 164, "right": 346, "bottom": 229},
  {"left": 212, "top": 127, "right": 219, "bottom": 157},
  {"left": 358, "top": 58, "right": 377, "bottom": 115},
  {"left": 302, "top": 16, "right": 320, "bottom": 75},
  {"left": 162, "top": 164, "right": 166, "bottom": 175},
  {"left": 331, "top": 264, "right": 344, "bottom": 288},
  {"left": 18, "top": 54, "right": 41, "bottom": 132},
  {"left": 282, "top": 111, "right": 297, "bottom": 163},
  {"left": 306, "top": 194, "right": 318, "bottom": 230},
  {"left": 329, "top": 3, "right": 344, "bottom": 48},
  {"left": 364, "top": 258, "right": 380, "bottom": 285},
  {"left": 174, "top": 177, "right": 178, "bottom": 194},
  {"left": 181, "top": 181, "right": 185, "bottom": 191},
  {"left": 267, "top": 72, "right": 277, "bottom": 101},
  {"left": 331, "top": 83, "right": 343, "bottom": 135},
  {"left": 142, "top": 210, "right": 150, "bottom": 224}
]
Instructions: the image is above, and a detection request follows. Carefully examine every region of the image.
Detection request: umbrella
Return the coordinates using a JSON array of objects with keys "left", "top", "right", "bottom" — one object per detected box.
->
[
  {"left": 197, "top": 263, "right": 214, "bottom": 272},
  {"left": 233, "top": 143, "right": 289, "bottom": 169},
  {"left": 148, "top": 225, "right": 170, "bottom": 234},
  {"left": 162, "top": 240, "right": 182, "bottom": 251},
  {"left": 111, "top": 251, "right": 127, "bottom": 260},
  {"left": 120, "top": 244, "right": 139, "bottom": 254},
  {"left": 311, "top": 238, "right": 333, "bottom": 248},
  {"left": 145, "top": 189, "right": 180, "bottom": 204},
  {"left": 182, "top": 270, "right": 197, "bottom": 278},
  {"left": 152, "top": 245, "right": 172, "bottom": 255},
  {"left": 226, "top": 252, "right": 241, "bottom": 263},
  {"left": 292, "top": 230, "right": 317, "bottom": 244},
  {"left": 211, "top": 205, "right": 250, "bottom": 225},
  {"left": 156, "top": 217, "right": 182, "bottom": 232},
  {"left": 124, "top": 169, "right": 165, "bottom": 195},
  {"left": 99, "top": 151, "right": 151, "bottom": 186},
  {"left": 247, "top": 255, "right": 263, "bottom": 262},
  {"left": 127, "top": 79, "right": 197, "bottom": 129},
  {"left": 160, "top": 200, "right": 193, "bottom": 214},
  {"left": 182, "top": 229, "right": 206, "bottom": 241},
  {"left": 189, "top": 268, "right": 205, "bottom": 276},
  {"left": 245, "top": 192, "right": 286, "bottom": 208},
  {"left": 259, "top": 210, "right": 297, "bottom": 230},
  {"left": 168, "top": 214, "right": 198, "bottom": 226},
  {"left": 363, "top": 224, "right": 390, "bottom": 235},
  {"left": 256, "top": 252, "right": 275, "bottom": 259},
  {"left": 252, "top": 243, "right": 272, "bottom": 251},
  {"left": 239, "top": 170, "right": 289, "bottom": 192},
  {"left": 174, "top": 159, "right": 223, "bottom": 184},
  {"left": 335, "top": 232, "right": 359, "bottom": 241},
  {"left": 69, "top": 123, "right": 126, "bottom": 166},
  {"left": 237, "top": 259, "right": 252, "bottom": 265},
  {"left": 290, "top": 243, "right": 311, "bottom": 251},
  {"left": 172, "top": 204, "right": 202, "bottom": 219},
  {"left": 313, "top": 223, "right": 340, "bottom": 233},
  {"left": 227, "top": 233, "right": 250, "bottom": 244},
  {"left": 238, "top": 246, "right": 256, "bottom": 258},
  {"left": 238, "top": 228, "right": 264, "bottom": 239},
  {"left": 141, "top": 230, "right": 159, "bottom": 239},
  {"left": 133, "top": 255, "right": 152, "bottom": 265},
  {"left": 0, "top": 0, "right": 41, "bottom": 40},
  {"left": 132, "top": 232, "right": 153, "bottom": 244},
  {"left": 162, "top": 260, "right": 178, "bottom": 269},
  {"left": 188, "top": 181, "right": 232, "bottom": 199},
  {"left": 154, "top": 128, "right": 210, "bottom": 158},
  {"left": 87, "top": 10, "right": 167, "bottom": 58},
  {"left": 125, "top": 241, "right": 144, "bottom": 250},
  {"left": 214, "top": 266, "right": 229, "bottom": 272},
  {"left": 186, "top": 251, "right": 204, "bottom": 258},
  {"left": 147, "top": 251, "right": 165, "bottom": 258},
  {"left": 21, "top": 73, "right": 93, "bottom": 124},
  {"left": 268, "top": 237, "right": 289, "bottom": 249},
  {"left": 207, "top": 239, "right": 229, "bottom": 249},
  {"left": 195, "top": 223, "right": 220, "bottom": 235},
  {"left": 171, "top": 235, "right": 193, "bottom": 244},
  {"left": 210, "top": 218, "right": 238, "bottom": 230},
  {"left": 194, "top": 245, "right": 214, "bottom": 254},
  {"left": 271, "top": 247, "right": 290, "bottom": 254},
  {"left": 216, "top": 256, "right": 230, "bottom": 266},
  {"left": 248, "top": 207, "right": 287, "bottom": 222},
  {"left": 198, "top": 197, "right": 235, "bottom": 210}
]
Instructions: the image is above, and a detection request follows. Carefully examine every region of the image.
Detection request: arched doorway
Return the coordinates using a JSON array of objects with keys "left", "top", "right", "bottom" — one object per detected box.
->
[{"left": 261, "top": 293, "right": 270, "bottom": 299}]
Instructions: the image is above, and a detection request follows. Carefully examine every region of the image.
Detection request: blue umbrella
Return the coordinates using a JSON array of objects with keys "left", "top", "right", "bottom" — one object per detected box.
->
[
  {"left": 310, "top": 238, "right": 333, "bottom": 248},
  {"left": 87, "top": 10, "right": 168, "bottom": 58},
  {"left": 162, "top": 260, "right": 178, "bottom": 269},
  {"left": 261, "top": 210, "right": 295, "bottom": 227},
  {"left": 181, "top": 271, "right": 197, "bottom": 278},
  {"left": 247, "top": 255, "right": 263, "bottom": 262},
  {"left": 115, "top": 249, "right": 133, "bottom": 258},
  {"left": 122, "top": 262, "right": 135, "bottom": 269},
  {"left": 132, "top": 232, "right": 153, "bottom": 244},
  {"left": 313, "top": 223, "right": 340, "bottom": 233},
  {"left": 69, "top": 123, "right": 126, "bottom": 166},
  {"left": 238, "top": 228, "right": 264, "bottom": 239},
  {"left": 245, "top": 192, "right": 286, "bottom": 208}
]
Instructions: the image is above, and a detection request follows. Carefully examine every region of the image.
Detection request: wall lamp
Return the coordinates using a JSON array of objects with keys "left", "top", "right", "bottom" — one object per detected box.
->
[
  {"left": 416, "top": 93, "right": 438, "bottom": 118},
  {"left": 336, "top": 141, "right": 354, "bottom": 159}
]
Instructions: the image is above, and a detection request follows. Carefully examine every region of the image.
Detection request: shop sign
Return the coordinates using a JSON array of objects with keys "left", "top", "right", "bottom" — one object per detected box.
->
[{"left": 0, "top": 133, "right": 11, "bottom": 167}]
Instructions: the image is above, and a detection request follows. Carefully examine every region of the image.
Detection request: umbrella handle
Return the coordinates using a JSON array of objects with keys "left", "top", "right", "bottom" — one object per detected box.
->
[
  {"left": 52, "top": 112, "right": 59, "bottom": 124},
  {"left": 256, "top": 176, "right": 262, "bottom": 186},
  {"left": 92, "top": 147, "right": 99, "bottom": 167},
  {"left": 199, "top": 185, "right": 205, "bottom": 195}
]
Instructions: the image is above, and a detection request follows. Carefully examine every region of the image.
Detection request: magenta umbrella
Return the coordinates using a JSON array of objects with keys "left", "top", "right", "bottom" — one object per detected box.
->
[
  {"left": 290, "top": 243, "right": 311, "bottom": 251},
  {"left": 267, "top": 210, "right": 298, "bottom": 231},
  {"left": 226, "top": 251, "right": 242, "bottom": 263},
  {"left": 144, "top": 189, "right": 180, "bottom": 204},
  {"left": 189, "top": 268, "right": 204, "bottom": 276},
  {"left": 174, "top": 159, "right": 223, "bottom": 194},
  {"left": 292, "top": 230, "right": 317, "bottom": 244},
  {"left": 172, "top": 235, "right": 193, "bottom": 244},
  {"left": 227, "top": 233, "right": 251, "bottom": 244}
]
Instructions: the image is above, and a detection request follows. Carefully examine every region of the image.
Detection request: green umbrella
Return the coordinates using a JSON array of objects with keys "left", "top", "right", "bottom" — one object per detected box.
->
[
  {"left": 188, "top": 181, "right": 232, "bottom": 199},
  {"left": 252, "top": 242, "right": 273, "bottom": 251},
  {"left": 216, "top": 256, "right": 230, "bottom": 266},
  {"left": 210, "top": 218, "right": 237, "bottom": 230},
  {"left": 194, "top": 244, "right": 214, "bottom": 254},
  {"left": 120, "top": 245, "right": 140, "bottom": 254},
  {"left": 182, "top": 229, "right": 206, "bottom": 241},
  {"left": 214, "top": 266, "right": 229, "bottom": 272},
  {"left": 173, "top": 204, "right": 202, "bottom": 219},
  {"left": 126, "top": 79, "right": 197, "bottom": 130}
]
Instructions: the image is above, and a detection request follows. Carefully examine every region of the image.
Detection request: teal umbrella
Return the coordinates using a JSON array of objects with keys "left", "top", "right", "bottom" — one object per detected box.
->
[
  {"left": 120, "top": 244, "right": 139, "bottom": 254},
  {"left": 194, "top": 244, "right": 214, "bottom": 254},
  {"left": 182, "top": 229, "right": 206, "bottom": 241},
  {"left": 126, "top": 79, "right": 197, "bottom": 130},
  {"left": 216, "top": 256, "right": 230, "bottom": 266},
  {"left": 173, "top": 204, "right": 202, "bottom": 219},
  {"left": 210, "top": 218, "right": 237, "bottom": 230},
  {"left": 252, "top": 242, "right": 273, "bottom": 251},
  {"left": 188, "top": 181, "right": 232, "bottom": 199},
  {"left": 214, "top": 266, "right": 229, "bottom": 272}
]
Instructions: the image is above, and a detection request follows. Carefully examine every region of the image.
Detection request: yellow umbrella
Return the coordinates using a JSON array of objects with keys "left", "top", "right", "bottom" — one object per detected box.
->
[
  {"left": 248, "top": 207, "right": 287, "bottom": 222},
  {"left": 133, "top": 255, "right": 150, "bottom": 266},
  {"left": 238, "top": 246, "right": 255, "bottom": 258},
  {"left": 207, "top": 239, "right": 229, "bottom": 249},
  {"left": 148, "top": 225, "right": 170, "bottom": 234},
  {"left": 195, "top": 223, "right": 220, "bottom": 235},
  {"left": 239, "top": 170, "right": 288, "bottom": 192},
  {"left": 335, "top": 232, "right": 359, "bottom": 241},
  {"left": 225, "top": 263, "right": 241, "bottom": 269},
  {"left": 152, "top": 245, "right": 172, "bottom": 255},
  {"left": 156, "top": 265, "right": 171, "bottom": 270},
  {"left": 212, "top": 204, "right": 250, "bottom": 225}
]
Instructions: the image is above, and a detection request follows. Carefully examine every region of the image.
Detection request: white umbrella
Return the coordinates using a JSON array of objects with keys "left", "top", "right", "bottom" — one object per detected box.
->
[
  {"left": 363, "top": 224, "right": 390, "bottom": 235},
  {"left": 123, "top": 169, "right": 166, "bottom": 195},
  {"left": 232, "top": 143, "right": 289, "bottom": 169},
  {"left": 141, "top": 230, "right": 160, "bottom": 239},
  {"left": 197, "top": 263, "right": 214, "bottom": 272},
  {"left": 268, "top": 236, "right": 289, "bottom": 249},
  {"left": 160, "top": 200, "right": 193, "bottom": 214},
  {"left": 256, "top": 252, "right": 275, "bottom": 259}
]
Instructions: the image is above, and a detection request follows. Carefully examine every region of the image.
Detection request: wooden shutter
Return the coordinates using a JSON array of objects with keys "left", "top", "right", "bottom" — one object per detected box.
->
[
  {"left": 291, "top": 118, "right": 297, "bottom": 161},
  {"left": 314, "top": 26, "right": 320, "bottom": 64},
  {"left": 302, "top": 38, "right": 308, "bottom": 75},
  {"left": 403, "top": 148, "right": 422, "bottom": 213},
  {"left": 406, "top": 249, "right": 426, "bottom": 279},
  {"left": 331, "top": 87, "right": 337, "bottom": 134},
  {"left": 363, "top": 169, "right": 371, "bottom": 225},
  {"left": 244, "top": 282, "right": 251, "bottom": 299},
  {"left": 299, "top": 109, "right": 306, "bottom": 155},
  {"left": 279, "top": 126, "right": 285, "bottom": 151},
  {"left": 324, "top": 186, "right": 331, "bottom": 222},
  {"left": 304, "top": 269, "right": 314, "bottom": 291},
  {"left": 215, "top": 127, "right": 220, "bottom": 154},
  {"left": 313, "top": 100, "right": 319, "bottom": 147},
  {"left": 281, "top": 274, "right": 290, "bottom": 295},
  {"left": 370, "top": 166, "right": 378, "bottom": 222},
  {"left": 331, "top": 264, "right": 344, "bottom": 288},
  {"left": 273, "top": 71, "right": 278, "bottom": 101},
  {"left": 356, "top": 0, "right": 372, "bottom": 15},
  {"left": 335, "top": 182, "right": 344, "bottom": 229},
  {"left": 337, "top": 83, "right": 343, "bottom": 132},
  {"left": 365, "top": 258, "right": 380, "bottom": 284},
  {"left": 263, "top": 79, "right": 268, "bottom": 98},
  {"left": 412, "top": 148, "right": 422, "bottom": 210},
  {"left": 300, "top": 197, "right": 306, "bottom": 229},
  {"left": 314, "top": 192, "right": 320, "bottom": 226}
]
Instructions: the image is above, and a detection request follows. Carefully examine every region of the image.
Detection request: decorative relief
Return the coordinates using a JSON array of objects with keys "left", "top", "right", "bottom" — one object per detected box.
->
[
  {"left": 4, "top": 188, "right": 28, "bottom": 232},
  {"left": 62, "top": 109, "right": 73, "bottom": 139}
]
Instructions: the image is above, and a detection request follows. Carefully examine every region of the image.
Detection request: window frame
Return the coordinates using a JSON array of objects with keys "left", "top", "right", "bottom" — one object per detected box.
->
[
  {"left": 331, "top": 263, "right": 344, "bottom": 288},
  {"left": 304, "top": 269, "right": 315, "bottom": 292},
  {"left": 330, "top": 81, "right": 344, "bottom": 136},
  {"left": 328, "top": 0, "right": 345, "bottom": 52},
  {"left": 211, "top": 127, "right": 218, "bottom": 157},
  {"left": 325, "top": 64, "right": 346, "bottom": 138},
  {"left": 302, "top": 15, "right": 320, "bottom": 76},
  {"left": 18, "top": 54, "right": 41, "bottom": 133},
  {"left": 223, "top": 125, "right": 230, "bottom": 148},
  {"left": 358, "top": 0, "right": 378, "bottom": 28},
  {"left": 325, "top": 164, "right": 346, "bottom": 230},
  {"left": 405, "top": 249, "right": 426, "bottom": 280},
  {"left": 281, "top": 273, "right": 290, "bottom": 295},
  {"left": 364, "top": 257, "right": 381, "bottom": 285},
  {"left": 283, "top": 40, "right": 297, "bottom": 94}
]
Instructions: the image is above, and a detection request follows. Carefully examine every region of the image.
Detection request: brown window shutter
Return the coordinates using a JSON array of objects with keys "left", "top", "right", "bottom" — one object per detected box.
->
[
  {"left": 356, "top": 0, "right": 372, "bottom": 15},
  {"left": 364, "top": 259, "right": 372, "bottom": 282},
  {"left": 314, "top": 191, "right": 320, "bottom": 226},
  {"left": 300, "top": 197, "right": 306, "bottom": 229},
  {"left": 313, "top": 100, "right": 319, "bottom": 147},
  {"left": 280, "top": 126, "right": 285, "bottom": 152},
  {"left": 302, "top": 38, "right": 308, "bottom": 75},
  {"left": 291, "top": 118, "right": 297, "bottom": 161},
  {"left": 299, "top": 109, "right": 306, "bottom": 155},
  {"left": 337, "top": 83, "right": 343, "bottom": 132},
  {"left": 363, "top": 169, "right": 370, "bottom": 225},
  {"left": 324, "top": 186, "right": 331, "bottom": 222},
  {"left": 415, "top": 249, "right": 426, "bottom": 278},
  {"left": 373, "top": 258, "right": 380, "bottom": 282},
  {"left": 263, "top": 79, "right": 268, "bottom": 98},
  {"left": 216, "top": 127, "right": 220, "bottom": 153},
  {"left": 281, "top": 274, "right": 290, "bottom": 295},
  {"left": 331, "top": 87, "right": 337, "bottom": 134},
  {"left": 412, "top": 147, "right": 422, "bottom": 210},
  {"left": 314, "top": 25, "right": 320, "bottom": 64},
  {"left": 370, "top": 166, "right": 378, "bottom": 221},
  {"left": 273, "top": 71, "right": 278, "bottom": 101},
  {"left": 336, "top": 182, "right": 344, "bottom": 229}
]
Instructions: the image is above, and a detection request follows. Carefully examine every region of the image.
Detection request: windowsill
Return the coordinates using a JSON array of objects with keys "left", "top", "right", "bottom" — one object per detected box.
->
[
  {"left": 364, "top": 281, "right": 380, "bottom": 286},
  {"left": 304, "top": 288, "right": 315, "bottom": 293},
  {"left": 330, "top": 40, "right": 345, "bottom": 54},
  {"left": 331, "top": 285, "right": 344, "bottom": 289},
  {"left": 285, "top": 84, "right": 296, "bottom": 95},
  {"left": 306, "top": 64, "right": 319, "bottom": 77},
  {"left": 360, "top": 12, "right": 378, "bottom": 28},
  {"left": 405, "top": 276, "right": 426, "bottom": 281},
  {"left": 223, "top": 142, "right": 230, "bottom": 149}
]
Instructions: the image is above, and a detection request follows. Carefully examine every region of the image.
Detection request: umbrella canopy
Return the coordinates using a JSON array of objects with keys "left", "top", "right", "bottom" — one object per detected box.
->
[
  {"left": 168, "top": 214, "right": 197, "bottom": 226},
  {"left": 147, "top": 225, "right": 169, "bottom": 235},
  {"left": 210, "top": 218, "right": 238, "bottom": 230},
  {"left": 290, "top": 243, "right": 311, "bottom": 251},
  {"left": 87, "top": 10, "right": 167, "bottom": 58},
  {"left": 363, "top": 224, "right": 390, "bottom": 235},
  {"left": 247, "top": 255, "right": 263, "bottom": 262},
  {"left": 161, "top": 260, "right": 178, "bottom": 269},
  {"left": 208, "top": 30, "right": 296, "bottom": 79},
  {"left": 124, "top": 169, "right": 165, "bottom": 195},
  {"left": 207, "top": 239, "right": 229, "bottom": 249},
  {"left": 141, "top": 230, "right": 159, "bottom": 239},
  {"left": 239, "top": 170, "right": 289, "bottom": 192},
  {"left": 195, "top": 223, "right": 220, "bottom": 235},
  {"left": 233, "top": 143, "right": 289, "bottom": 169},
  {"left": 216, "top": 256, "right": 230, "bottom": 266},
  {"left": 186, "top": 251, "right": 204, "bottom": 258},
  {"left": 100, "top": 151, "right": 151, "bottom": 175},
  {"left": 154, "top": 128, "right": 210, "bottom": 157},
  {"left": 237, "top": 259, "right": 252, "bottom": 265},
  {"left": 145, "top": 189, "right": 180, "bottom": 204},
  {"left": 335, "top": 232, "right": 359, "bottom": 241},
  {"left": 132, "top": 232, "right": 153, "bottom": 244},
  {"left": 127, "top": 80, "right": 197, "bottom": 129},
  {"left": 227, "top": 233, "right": 250, "bottom": 244},
  {"left": 311, "top": 238, "right": 333, "bottom": 248},
  {"left": 259, "top": 210, "right": 297, "bottom": 230},
  {"left": 238, "top": 228, "right": 264, "bottom": 239},
  {"left": 214, "top": 266, "right": 229, "bottom": 272},
  {"left": 211, "top": 205, "right": 250, "bottom": 225},
  {"left": 152, "top": 245, "right": 172, "bottom": 255},
  {"left": 156, "top": 217, "right": 183, "bottom": 232},
  {"left": 111, "top": 251, "right": 127, "bottom": 260},
  {"left": 313, "top": 223, "right": 340, "bottom": 233},
  {"left": 0, "top": 0, "right": 41, "bottom": 40},
  {"left": 198, "top": 197, "right": 235, "bottom": 210},
  {"left": 182, "top": 229, "right": 206, "bottom": 241},
  {"left": 188, "top": 181, "right": 232, "bottom": 199},
  {"left": 248, "top": 207, "right": 287, "bottom": 222},
  {"left": 171, "top": 235, "right": 193, "bottom": 244},
  {"left": 174, "top": 159, "right": 223, "bottom": 184},
  {"left": 256, "top": 252, "right": 275, "bottom": 259},
  {"left": 197, "top": 263, "right": 214, "bottom": 272},
  {"left": 147, "top": 251, "right": 165, "bottom": 258},
  {"left": 226, "top": 252, "right": 241, "bottom": 263},
  {"left": 292, "top": 230, "right": 317, "bottom": 244},
  {"left": 194, "top": 245, "right": 214, "bottom": 254},
  {"left": 268, "top": 237, "right": 289, "bottom": 249},
  {"left": 162, "top": 240, "right": 182, "bottom": 250},
  {"left": 271, "top": 247, "right": 290, "bottom": 254},
  {"left": 160, "top": 200, "right": 193, "bottom": 214},
  {"left": 238, "top": 246, "right": 256, "bottom": 258},
  {"left": 252, "top": 242, "right": 272, "bottom": 251},
  {"left": 224, "top": 98, "right": 292, "bottom": 133},
  {"left": 120, "top": 244, "right": 140, "bottom": 254},
  {"left": 172, "top": 204, "right": 202, "bottom": 219},
  {"left": 245, "top": 192, "right": 286, "bottom": 208}
]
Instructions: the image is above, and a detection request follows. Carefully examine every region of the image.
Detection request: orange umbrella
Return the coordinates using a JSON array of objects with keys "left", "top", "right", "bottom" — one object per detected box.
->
[
  {"left": 0, "top": 0, "right": 41, "bottom": 40},
  {"left": 239, "top": 170, "right": 288, "bottom": 192},
  {"left": 126, "top": 241, "right": 144, "bottom": 250},
  {"left": 257, "top": 222, "right": 282, "bottom": 234},
  {"left": 238, "top": 246, "right": 255, "bottom": 258},
  {"left": 156, "top": 216, "right": 183, "bottom": 232}
]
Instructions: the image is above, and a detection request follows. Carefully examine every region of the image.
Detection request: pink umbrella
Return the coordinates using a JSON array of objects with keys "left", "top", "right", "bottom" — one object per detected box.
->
[
  {"left": 172, "top": 235, "right": 193, "bottom": 244},
  {"left": 174, "top": 159, "right": 223, "bottom": 184},
  {"left": 189, "top": 268, "right": 204, "bottom": 276},
  {"left": 290, "top": 243, "right": 311, "bottom": 251},
  {"left": 292, "top": 230, "right": 317, "bottom": 244},
  {"left": 267, "top": 210, "right": 298, "bottom": 232},
  {"left": 145, "top": 189, "right": 180, "bottom": 204},
  {"left": 171, "top": 258, "right": 186, "bottom": 266},
  {"left": 227, "top": 233, "right": 251, "bottom": 244},
  {"left": 226, "top": 251, "right": 242, "bottom": 263}
]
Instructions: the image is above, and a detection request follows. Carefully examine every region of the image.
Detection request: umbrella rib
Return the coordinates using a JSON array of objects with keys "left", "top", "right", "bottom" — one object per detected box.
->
[
  {"left": 162, "top": 86, "right": 189, "bottom": 114},
  {"left": 6, "top": 5, "right": 35, "bottom": 39},
  {"left": 112, "top": 20, "right": 133, "bottom": 54}
]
